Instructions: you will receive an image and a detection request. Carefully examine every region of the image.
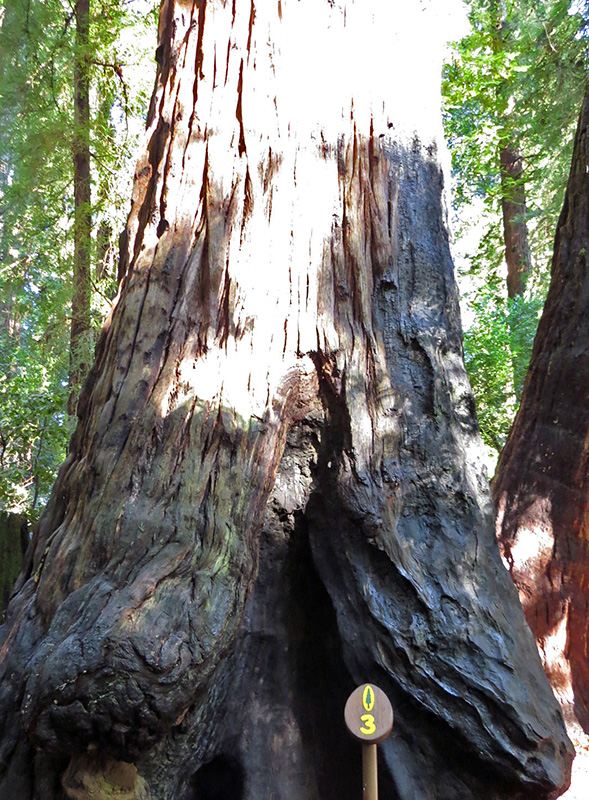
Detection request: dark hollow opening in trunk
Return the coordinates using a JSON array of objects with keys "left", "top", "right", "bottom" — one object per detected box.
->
[
  {"left": 189, "top": 754, "right": 245, "bottom": 800},
  {"left": 287, "top": 510, "right": 363, "bottom": 800}
]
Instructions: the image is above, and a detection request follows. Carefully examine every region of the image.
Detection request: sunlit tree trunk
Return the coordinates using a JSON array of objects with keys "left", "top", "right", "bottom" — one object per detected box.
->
[
  {"left": 0, "top": 3, "right": 572, "bottom": 799},
  {"left": 493, "top": 83, "right": 589, "bottom": 751}
]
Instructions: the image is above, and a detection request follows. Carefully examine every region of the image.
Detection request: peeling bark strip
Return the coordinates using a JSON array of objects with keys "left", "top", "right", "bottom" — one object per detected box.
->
[
  {"left": 493, "top": 84, "right": 589, "bottom": 743},
  {"left": 0, "top": 3, "right": 572, "bottom": 800}
]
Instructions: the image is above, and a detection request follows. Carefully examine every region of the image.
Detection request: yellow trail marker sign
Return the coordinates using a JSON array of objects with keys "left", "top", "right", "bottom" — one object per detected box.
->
[
  {"left": 344, "top": 684, "right": 393, "bottom": 800},
  {"left": 344, "top": 683, "right": 393, "bottom": 744}
]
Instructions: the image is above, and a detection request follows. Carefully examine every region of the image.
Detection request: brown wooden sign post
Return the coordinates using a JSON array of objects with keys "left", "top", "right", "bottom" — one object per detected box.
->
[{"left": 344, "top": 684, "right": 394, "bottom": 800}]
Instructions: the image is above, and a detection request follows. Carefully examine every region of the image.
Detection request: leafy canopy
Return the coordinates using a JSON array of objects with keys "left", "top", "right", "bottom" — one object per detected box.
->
[
  {"left": 443, "top": 0, "right": 588, "bottom": 464},
  {"left": 0, "top": 0, "right": 157, "bottom": 518}
]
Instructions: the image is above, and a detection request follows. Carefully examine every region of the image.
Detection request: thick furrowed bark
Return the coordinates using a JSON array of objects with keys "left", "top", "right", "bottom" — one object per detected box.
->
[{"left": 0, "top": 3, "right": 573, "bottom": 799}]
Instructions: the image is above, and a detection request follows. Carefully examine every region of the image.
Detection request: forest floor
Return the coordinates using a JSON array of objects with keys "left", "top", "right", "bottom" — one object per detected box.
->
[{"left": 561, "top": 747, "right": 589, "bottom": 799}]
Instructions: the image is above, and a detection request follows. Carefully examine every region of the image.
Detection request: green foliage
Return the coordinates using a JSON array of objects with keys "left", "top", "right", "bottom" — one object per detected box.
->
[
  {"left": 462, "top": 279, "right": 544, "bottom": 453},
  {"left": 0, "top": 0, "right": 157, "bottom": 518},
  {"left": 443, "top": 0, "right": 588, "bottom": 462},
  {"left": 444, "top": 0, "right": 588, "bottom": 242},
  {"left": 0, "top": 323, "right": 73, "bottom": 516},
  {"left": 0, "top": 232, "right": 74, "bottom": 514}
]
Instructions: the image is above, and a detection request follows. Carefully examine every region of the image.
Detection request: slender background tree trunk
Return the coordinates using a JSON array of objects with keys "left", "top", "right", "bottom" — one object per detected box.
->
[
  {"left": 489, "top": 0, "right": 533, "bottom": 301},
  {"left": 0, "top": 3, "right": 573, "bottom": 799},
  {"left": 69, "top": 0, "right": 92, "bottom": 413},
  {"left": 500, "top": 145, "right": 533, "bottom": 299}
]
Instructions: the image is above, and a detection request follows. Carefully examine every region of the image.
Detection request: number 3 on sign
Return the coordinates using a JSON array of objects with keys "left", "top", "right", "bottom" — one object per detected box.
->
[
  {"left": 360, "top": 714, "right": 376, "bottom": 735},
  {"left": 344, "top": 683, "right": 393, "bottom": 744}
]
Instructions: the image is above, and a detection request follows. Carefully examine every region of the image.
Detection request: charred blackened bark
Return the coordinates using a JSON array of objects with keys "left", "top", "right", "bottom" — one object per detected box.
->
[
  {"left": 493, "top": 85, "right": 589, "bottom": 743},
  {"left": 0, "top": 3, "right": 573, "bottom": 800}
]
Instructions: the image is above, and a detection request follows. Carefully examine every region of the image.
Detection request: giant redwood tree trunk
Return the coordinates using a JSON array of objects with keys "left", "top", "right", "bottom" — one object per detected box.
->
[
  {"left": 493, "top": 84, "right": 589, "bottom": 746},
  {"left": 0, "top": 3, "right": 573, "bottom": 799}
]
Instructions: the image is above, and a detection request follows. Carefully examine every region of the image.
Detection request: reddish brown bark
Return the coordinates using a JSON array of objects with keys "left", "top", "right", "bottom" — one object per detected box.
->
[{"left": 493, "top": 84, "right": 589, "bottom": 739}]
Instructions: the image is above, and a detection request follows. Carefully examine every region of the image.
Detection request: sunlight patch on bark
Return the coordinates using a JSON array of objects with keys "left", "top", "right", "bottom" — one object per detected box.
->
[
  {"left": 540, "top": 606, "right": 574, "bottom": 710},
  {"left": 495, "top": 493, "right": 555, "bottom": 593}
]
